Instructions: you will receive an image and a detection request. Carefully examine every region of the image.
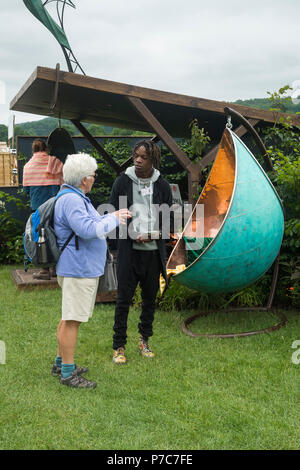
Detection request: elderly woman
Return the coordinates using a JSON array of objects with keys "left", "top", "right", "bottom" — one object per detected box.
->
[{"left": 52, "top": 153, "right": 131, "bottom": 389}]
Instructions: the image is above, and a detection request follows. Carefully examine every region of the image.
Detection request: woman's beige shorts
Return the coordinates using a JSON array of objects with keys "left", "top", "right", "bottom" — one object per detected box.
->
[{"left": 57, "top": 276, "right": 99, "bottom": 323}]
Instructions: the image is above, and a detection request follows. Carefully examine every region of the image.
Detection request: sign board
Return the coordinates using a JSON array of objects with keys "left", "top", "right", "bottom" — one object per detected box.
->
[{"left": 170, "top": 183, "right": 183, "bottom": 206}]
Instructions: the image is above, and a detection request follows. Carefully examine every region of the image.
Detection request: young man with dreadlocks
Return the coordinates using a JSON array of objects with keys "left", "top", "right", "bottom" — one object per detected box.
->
[{"left": 109, "top": 140, "right": 173, "bottom": 364}]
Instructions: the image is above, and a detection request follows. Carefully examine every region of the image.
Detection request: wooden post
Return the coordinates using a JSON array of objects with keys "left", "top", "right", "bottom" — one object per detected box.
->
[{"left": 188, "top": 166, "right": 201, "bottom": 206}]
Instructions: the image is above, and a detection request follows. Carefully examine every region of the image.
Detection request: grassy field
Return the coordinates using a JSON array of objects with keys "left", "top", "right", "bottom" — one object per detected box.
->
[{"left": 0, "top": 264, "right": 299, "bottom": 450}]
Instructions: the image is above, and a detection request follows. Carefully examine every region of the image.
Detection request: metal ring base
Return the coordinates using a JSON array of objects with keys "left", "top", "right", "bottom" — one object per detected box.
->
[{"left": 181, "top": 308, "right": 287, "bottom": 338}]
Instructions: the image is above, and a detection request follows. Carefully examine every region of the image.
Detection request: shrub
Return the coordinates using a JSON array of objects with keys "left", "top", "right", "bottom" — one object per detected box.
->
[
  {"left": 0, "top": 191, "right": 27, "bottom": 264},
  {"left": 259, "top": 89, "right": 300, "bottom": 308}
]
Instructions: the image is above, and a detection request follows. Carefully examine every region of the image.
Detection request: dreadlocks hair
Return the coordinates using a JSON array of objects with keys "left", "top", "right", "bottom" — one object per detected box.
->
[{"left": 132, "top": 140, "right": 161, "bottom": 169}]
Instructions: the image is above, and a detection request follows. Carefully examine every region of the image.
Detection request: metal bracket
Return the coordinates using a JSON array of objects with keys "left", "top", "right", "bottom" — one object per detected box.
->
[
  {"left": 224, "top": 106, "right": 273, "bottom": 171},
  {"left": 50, "top": 63, "right": 60, "bottom": 113}
]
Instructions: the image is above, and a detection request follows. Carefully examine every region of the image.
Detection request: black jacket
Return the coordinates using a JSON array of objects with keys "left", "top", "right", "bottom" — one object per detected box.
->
[{"left": 109, "top": 172, "right": 173, "bottom": 281}]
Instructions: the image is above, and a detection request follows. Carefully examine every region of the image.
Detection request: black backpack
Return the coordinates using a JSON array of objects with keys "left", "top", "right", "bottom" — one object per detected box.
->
[{"left": 23, "top": 188, "right": 79, "bottom": 268}]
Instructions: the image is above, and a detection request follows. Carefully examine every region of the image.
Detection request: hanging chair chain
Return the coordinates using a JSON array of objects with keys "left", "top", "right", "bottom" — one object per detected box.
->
[{"left": 226, "top": 115, "right": 233, "bottom": 129}]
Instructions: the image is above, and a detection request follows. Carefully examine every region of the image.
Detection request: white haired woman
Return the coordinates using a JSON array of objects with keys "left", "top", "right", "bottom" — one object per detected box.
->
[{"left": 52, "top": 153, "right": 131, "bottom": 388}]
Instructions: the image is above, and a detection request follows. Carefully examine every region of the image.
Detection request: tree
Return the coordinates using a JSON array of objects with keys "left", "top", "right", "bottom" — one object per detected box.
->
[
  {"left": 88, "top": 124, "right": 107, "bottom": 136},
  {"left": 0, "top": 125, "right": 8, "bottom": 142},
  {"left": 60, "top": 124, "right": 77, "bottom": 136}
]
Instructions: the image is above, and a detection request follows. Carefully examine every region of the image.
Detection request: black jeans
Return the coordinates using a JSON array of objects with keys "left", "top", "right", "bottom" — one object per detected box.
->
[{"left": 113, "top": 250, "right": 161, "bottom": 349}]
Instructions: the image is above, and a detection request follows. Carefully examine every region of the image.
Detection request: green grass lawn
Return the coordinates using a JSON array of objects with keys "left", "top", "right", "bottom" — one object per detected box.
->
[{"left": 0, "top": 264, "right": 299, "bottom": 450}]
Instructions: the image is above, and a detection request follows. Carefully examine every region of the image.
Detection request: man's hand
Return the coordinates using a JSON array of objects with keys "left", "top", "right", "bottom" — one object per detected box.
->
[
  {"left": 136, "top": 234, "right": 153, "bottom": 243},
  {"left": 135, "top": 231, "right": 160, "bottom": 243}
]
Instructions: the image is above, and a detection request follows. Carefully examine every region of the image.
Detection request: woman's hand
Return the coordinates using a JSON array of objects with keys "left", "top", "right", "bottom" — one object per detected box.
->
[{"left": 113, "top": 209, "right": 132, "bottom": 225}]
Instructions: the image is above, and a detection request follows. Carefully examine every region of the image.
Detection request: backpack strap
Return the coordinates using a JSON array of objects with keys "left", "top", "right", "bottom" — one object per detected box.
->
[
  {"left": 53, "top": 188, "right": 82, "bottom": 252},
  {"left": 61, "top": 231, "right": 76, "bottom": 253}
]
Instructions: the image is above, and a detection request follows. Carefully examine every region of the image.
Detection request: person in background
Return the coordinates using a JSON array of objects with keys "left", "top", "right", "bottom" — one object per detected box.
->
[
  {"left": 23, "top": 138, "right": 63, "bottom": 280},
  {"left": 53, "top": 153, "right": 131, "bottom": 388},
  {"left": 109, "top": 140, "right": 173, "bottom": 365}
]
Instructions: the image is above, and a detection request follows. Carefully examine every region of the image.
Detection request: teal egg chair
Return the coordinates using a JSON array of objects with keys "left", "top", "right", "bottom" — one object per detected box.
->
[{"left": 167, "top": 108, "right": 286, "bottom": 337}]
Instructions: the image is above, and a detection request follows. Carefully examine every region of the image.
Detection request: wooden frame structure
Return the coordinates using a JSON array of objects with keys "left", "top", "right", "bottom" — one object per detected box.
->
[{"left": 10, "top": 65, "right": 300, "bottom": 203}]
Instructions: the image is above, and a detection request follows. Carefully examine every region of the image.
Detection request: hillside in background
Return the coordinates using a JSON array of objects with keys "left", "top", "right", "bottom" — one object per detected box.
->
[
  {"left": 0, "top": 117, "right": 151, "bottom": 142},
  {"left": 234, "top": 97, "right": 300, "bottom": 113},
  {"left": 1, "top": 97, "right": 300, "bottom": 142}
]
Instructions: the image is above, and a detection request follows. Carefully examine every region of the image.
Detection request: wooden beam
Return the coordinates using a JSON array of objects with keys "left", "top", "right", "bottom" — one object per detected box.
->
[
  {"left": 17, "top": 66, "right": 300, "bottom": 127},
  {"left": 127, "top": 96, "right": 200, "bottom": 204},
  {"left": 10, "top": 68, "right": 38, "bottom": 111},
  {"left": 127, "top": 96, "right": 196, "bottom": 173},
  {"left": 119, "top": 158, "right": 132, "bottom": 172},
  {"left": 71, "top": 120, "right": 121, "bottom": 174}
]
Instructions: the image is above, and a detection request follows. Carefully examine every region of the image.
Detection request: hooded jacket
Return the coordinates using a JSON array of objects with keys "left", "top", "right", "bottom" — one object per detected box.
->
[
  {"left": 125, "top": 166, "right": 160, "bottom": 251},
  {"left": 109, "top": 169, "right": 173, "bottom": 281}
]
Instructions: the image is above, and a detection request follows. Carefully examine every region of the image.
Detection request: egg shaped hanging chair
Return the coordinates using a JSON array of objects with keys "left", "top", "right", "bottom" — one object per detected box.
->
[
  {"left": 166, "top": 108, "right": 286, "bottom": 337},
  {"left": 167, "top": 127, "right": 284, "bottom": 293}
]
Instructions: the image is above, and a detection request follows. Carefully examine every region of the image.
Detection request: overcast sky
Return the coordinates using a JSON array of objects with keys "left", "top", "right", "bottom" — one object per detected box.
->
[{"left": 1, "top": 0, "right": 300, "bottom": 126}]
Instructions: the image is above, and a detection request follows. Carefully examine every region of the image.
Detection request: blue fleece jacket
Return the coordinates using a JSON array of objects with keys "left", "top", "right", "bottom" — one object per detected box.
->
[{"left": 54, "top": 184, "right": 119, "bottom": 278}]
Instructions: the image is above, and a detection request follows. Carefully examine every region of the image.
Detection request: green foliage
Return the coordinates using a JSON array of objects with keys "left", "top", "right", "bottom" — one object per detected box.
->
[
  {"left": 88, "top": 124, "right": 107, "bottom": 136},
  {"left": 273, "top": 156, "right": 300, "bottom": 216},
  {"left": 89, "top": 139, "right": 133, "bottom": 207},
  {"left": 258, "top": 85, "right": 300, "bottom": 307},
  {"left": 234, "top": 89, "right": 300, "bottom": 115},
  {"left": 159, "top": 132, "right": 212, "bottom": 202},
  {"left": 14, "top": 124, "right": 34, "bottom": 136},
  {"left": 132, "top": 272, "right": 270, "bottom": 312},
  {"left": 59, "top": 124, "right": 77, "bottom": 136},
  {"left": 153, "top": 274, "right": 270, "bottom": 312},
  {"left": 266, "top": 85, "right": 293, "bottom": 113},
  {"left": 160, "top": 142, "right": 188, "bottom": 199},
  {"left": 188, "top": 118, "right": 211, "bottom": 160},
  {"left": 0, "top": 210, "right": 23, "bottom": 264},
  {"left": 0, "top": 191, "right": 28, "bottom": 264},
  {"left": 277, "top": 255, "right": 300, "bottom": 308},
  {"left": 0, "top": 124, "right": 8, "bottom": 141},
  {"left": 3, "top": 116, "right": 156, "bottom": 139},
  {"left": 157, "top": 281, "right": 226, "bottom": 311},
  {"left": 283, "top": 218, "right": 300, "bottom": 252},
  {"left": 13, "top": 117, "right": 78, "bottom": 137}
]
